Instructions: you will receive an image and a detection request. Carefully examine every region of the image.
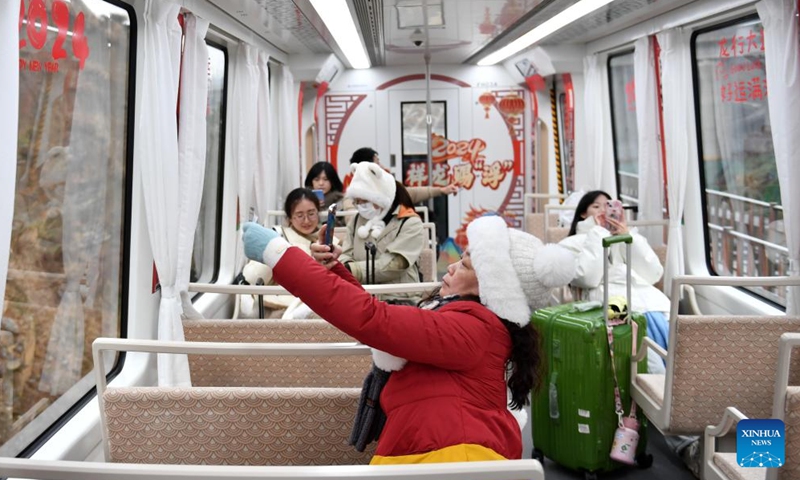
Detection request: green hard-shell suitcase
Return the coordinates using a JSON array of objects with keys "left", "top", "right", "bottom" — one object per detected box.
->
[{"left": 531, "top": 234, "right": 651, "bottom": 479}]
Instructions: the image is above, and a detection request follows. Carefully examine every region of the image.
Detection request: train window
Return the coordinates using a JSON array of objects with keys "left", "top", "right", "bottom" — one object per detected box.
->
[
  {"left": 400, "top": 101, "right": 446, "bottom": 184},
  {"left": 189, "top": 42, "right": 227, "bottom": 285},
  {"left": 401, "top": 101, "right": 448, "bottom": 246},
  {"left": 693, "top": 16, "right": 787, "bottom": 306},
  {"left": 3, "top": 0, "right": 133, "bottom": 455},
  {"left": 608, "top": 51, "right": 638, "bottom": 205}
]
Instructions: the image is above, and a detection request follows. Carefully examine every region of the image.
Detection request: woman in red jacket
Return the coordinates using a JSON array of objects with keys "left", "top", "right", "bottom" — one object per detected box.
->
[{"left": 242, "top": 215, "right": 575, "bottom": 464}]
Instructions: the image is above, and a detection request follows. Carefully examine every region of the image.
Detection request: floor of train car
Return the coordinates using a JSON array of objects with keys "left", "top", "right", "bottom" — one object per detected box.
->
[{"left": 539, "top": 422, "right": 698, "bottom": 480}]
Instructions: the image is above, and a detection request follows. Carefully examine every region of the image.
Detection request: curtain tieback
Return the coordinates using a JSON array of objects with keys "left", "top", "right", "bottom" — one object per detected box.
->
[
  {"left": 65, "top": 279, "right": 81, "bottom": 292},
  {"left": 160, "top": 285, "right": 177, "bottom": 300}
]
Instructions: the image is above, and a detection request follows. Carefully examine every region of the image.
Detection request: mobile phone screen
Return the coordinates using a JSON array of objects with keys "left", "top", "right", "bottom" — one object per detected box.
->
[
  {"left": 608, "top": 200, "right": 623, "bottom": 222},
  {"left": 324, "top": 204, "right": 337, "bottom": 246}
]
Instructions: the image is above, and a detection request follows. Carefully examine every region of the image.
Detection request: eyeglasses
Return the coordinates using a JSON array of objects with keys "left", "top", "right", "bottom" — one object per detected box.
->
[{"left": 291, "top": 211, "right": 319, "bottom": 222}]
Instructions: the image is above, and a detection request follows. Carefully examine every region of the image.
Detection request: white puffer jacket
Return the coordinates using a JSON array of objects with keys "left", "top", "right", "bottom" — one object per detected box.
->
[{"left": 558, "top": 217, "right": 670, "bottom": 314}]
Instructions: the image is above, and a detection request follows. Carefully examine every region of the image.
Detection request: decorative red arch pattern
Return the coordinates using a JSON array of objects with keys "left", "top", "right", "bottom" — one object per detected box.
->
[
  {"left": 376, "top": 74, "right": 471, "bottom": 90},
  {"left": 324, "top": 94, "right": 367, "bottom": 169}
]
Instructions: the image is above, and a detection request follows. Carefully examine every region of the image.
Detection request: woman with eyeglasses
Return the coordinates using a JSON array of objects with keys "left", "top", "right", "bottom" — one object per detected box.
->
[{"left": 241, "top": 187, "right": 337, "bottom": 318}]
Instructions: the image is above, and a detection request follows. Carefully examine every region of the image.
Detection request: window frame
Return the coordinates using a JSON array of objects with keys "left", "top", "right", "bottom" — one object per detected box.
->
[
  {"left": 399, "top": 100, "right": 447, "bottom": 185},
  {"left": 607, "top": 48, "right": 637, "bottom": 204},
  {"left": 690, "top": 13, "right": 785, "bottom": 310},
  {"left": 189, "top": 38, "right": 228, "bottom": 291},
  {"left": 13, "top": 0, "right": 137, "bottom": 457}
]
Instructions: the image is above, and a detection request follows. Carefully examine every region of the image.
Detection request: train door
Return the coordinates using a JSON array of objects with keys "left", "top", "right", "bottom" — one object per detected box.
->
[{"left": 388, "top": 88, "right": 460, "bottom": 246}]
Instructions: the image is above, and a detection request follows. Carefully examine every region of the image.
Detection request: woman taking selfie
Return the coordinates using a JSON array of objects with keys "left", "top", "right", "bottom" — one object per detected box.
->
[
  {"left": 242, "top": 215, "right": 575, "bottom": 464},
  {"left": 558, "top": 190, "right": 669, "bottom": 373}
]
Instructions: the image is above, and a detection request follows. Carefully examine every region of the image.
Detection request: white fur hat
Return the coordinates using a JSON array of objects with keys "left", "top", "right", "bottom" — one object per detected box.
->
[
  {"left": 345, "top": 162, "right": 396, "bottom": 211},
  {"left": 467, "top": 215, "right": 576, "bottom": 327}
]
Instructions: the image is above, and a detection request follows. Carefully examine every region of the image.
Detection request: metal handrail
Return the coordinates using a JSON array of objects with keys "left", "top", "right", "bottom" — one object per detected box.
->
[
  {"left": 189, "top": 282, "right": 441, "bottom": 296},
  {"left": 706, "top": 188, "right": 784, "bottom": 211},
  {"left": 0, "top": 457, "right": 545, "bottom": 480}
]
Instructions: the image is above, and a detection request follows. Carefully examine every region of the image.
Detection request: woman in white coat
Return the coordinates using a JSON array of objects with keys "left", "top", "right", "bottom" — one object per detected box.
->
[
  {"left": 557, "top": 190, "right": 670, "bottom": 372},
  {"left": 559, "top": 190, "right": 701, "bottom": 476}
]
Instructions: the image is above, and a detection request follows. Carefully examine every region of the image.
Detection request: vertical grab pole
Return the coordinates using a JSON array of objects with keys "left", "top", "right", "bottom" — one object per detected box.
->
[
  {"left": 551, "top": 84, "right": 563, "bottom": 199},
  {"left": 423, "top": 0, "right": 434, "bottom": 212}
]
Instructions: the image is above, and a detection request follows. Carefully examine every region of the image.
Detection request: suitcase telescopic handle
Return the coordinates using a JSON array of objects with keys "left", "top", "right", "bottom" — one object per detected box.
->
[
  {"left": 602, "top": 234, "right": 633, "bottom": 248},
  {"left": 602, "top": 234, "right": 633, "bottom": 324}
]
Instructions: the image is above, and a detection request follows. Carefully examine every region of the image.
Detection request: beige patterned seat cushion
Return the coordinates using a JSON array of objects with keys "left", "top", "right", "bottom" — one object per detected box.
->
[
  {"left": 103, "top": 387, "right": 374, "bottom": 465},
  {"left": 419, "top": 248, "right": 436, "bottom": 282},
  {"left": 525, "top": 213, "right": 559, "bottom": 241},
  {"left": 634, "top": 374, "right": 664, "bottom": 407},
  {"left": 546, "top": 227, "right": 569, "bottom": 244},
  {"left": 183, "top": 320, "right": 372, "bottom": 388},
  {"left": 184, "top": 319, "right": 357, "bottom": 342},
  {"left": 668, "top": 316, "right": 800, "bottom": 434},
  {"left": 782, "top": 386, "right": 800, "bottom": 480},
  {"left": 713, "top": 453, "right": 766, "bottom": 480}
]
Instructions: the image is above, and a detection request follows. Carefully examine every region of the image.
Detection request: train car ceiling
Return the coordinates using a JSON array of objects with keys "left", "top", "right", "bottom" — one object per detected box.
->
[{"left": 205, "top": 0, "right": 699, "bottom": 73}]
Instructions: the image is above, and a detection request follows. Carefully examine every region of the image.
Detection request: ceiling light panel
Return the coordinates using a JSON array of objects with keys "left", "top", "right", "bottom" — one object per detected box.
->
[
  {"left": 309, "top": 0, "right": 371, "bottom": 69},
  {"left": 478, "top": 0, "right": 615, "bottom": 66}
]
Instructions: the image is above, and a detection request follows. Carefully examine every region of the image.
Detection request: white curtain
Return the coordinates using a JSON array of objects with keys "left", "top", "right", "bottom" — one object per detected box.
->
[
  {"left": 634, "top": 36, "right": 665, "bottom": 245},
  {"left": 176, "top": 14, "right": 210, "bottom": 321},
  {"left": 39, "top": 15, "right": 112, "bottom": 394},
  {"left": 275, "top": 64, "right": 301, "bottom": 200},
  {"left": 254, "top": 51, "right": 276, "bottom": 218},
  {"left": 580, "top": 55, "right": 617, "bottom": 195},
  {"left": 657, "top": 29, "right": 697, "bottom": 298},
  {"left": 0, "top": 2, "right": 19, "bottom": 318},
  {"left": 135, "top": 0, "right": 190, "bottom": 386},
  {"left": 231, "top": 43, "right": 259, "bottom": 272},
  {"left": 757, "top": 0, "right": 800, "bottom": 314}
]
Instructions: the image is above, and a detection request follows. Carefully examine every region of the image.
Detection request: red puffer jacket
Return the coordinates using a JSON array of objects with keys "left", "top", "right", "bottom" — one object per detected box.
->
[{"left": 272, "top": 247, "right": 521, "bottom": 464}]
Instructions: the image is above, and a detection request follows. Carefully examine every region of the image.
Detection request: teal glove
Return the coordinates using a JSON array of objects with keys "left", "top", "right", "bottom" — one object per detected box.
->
[{"left": 242, "top": 222, "right": 280, "bottom": 262}]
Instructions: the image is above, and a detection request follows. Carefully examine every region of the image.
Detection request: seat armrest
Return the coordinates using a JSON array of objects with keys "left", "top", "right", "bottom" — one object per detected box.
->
[
  {"left": 704, "top": 407, "right": 748, "bottom": 480},
  {"left": 683, "top": 284, "right": 702, "bottom": 315},
  {"left": 632, "top": 336, "right": 667, "bottom": 362}
]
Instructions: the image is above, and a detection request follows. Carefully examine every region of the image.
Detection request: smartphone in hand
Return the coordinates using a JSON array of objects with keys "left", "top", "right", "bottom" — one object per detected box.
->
[
  {"left": 607, "top": 200, "right": 623, "bottom": 222},
  {"left": 324, "top": 204, "right": 337, "bottom": 247},
  {"left": 605, "top": 199, "right": 624, "bottom": 232}
]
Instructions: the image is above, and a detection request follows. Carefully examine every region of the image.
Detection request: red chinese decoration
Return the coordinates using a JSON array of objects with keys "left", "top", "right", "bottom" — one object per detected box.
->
[
  {"left": 498, "top": 94, "right": 524, "bottom": 117},
  {"left": 19, "top": 0, "right": 91, "bottom": 70},
  {"left": 497, "top": 0, "right": 524, "bottom": 29},
  {"left": 478, "top": 91, "right": 496, "bottom": 119},
  {"left": 479, "top": 7, "right": 496, "bottom": 36}
]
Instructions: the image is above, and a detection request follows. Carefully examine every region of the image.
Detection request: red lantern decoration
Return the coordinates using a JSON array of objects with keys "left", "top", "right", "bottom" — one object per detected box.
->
[
  {"left": 479, "top": 7, "right": 496, "bottom": 36},
  {"left": 478, "top": 91, "right": 496, "bottom": 119},
  {"left": 498, "top": 94, "right": 525, "bottom": 118}
]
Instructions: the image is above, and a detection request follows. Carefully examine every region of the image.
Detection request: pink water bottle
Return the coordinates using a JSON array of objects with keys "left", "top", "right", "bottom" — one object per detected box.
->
[{"left": 610, "top": 417, "right": 639, "bottom": 465}]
